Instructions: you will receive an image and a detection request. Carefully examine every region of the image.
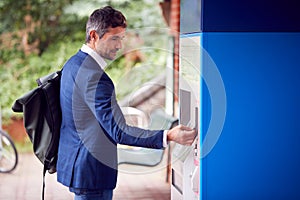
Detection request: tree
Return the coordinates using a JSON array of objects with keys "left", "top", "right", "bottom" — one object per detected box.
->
[
  {"left": 0, "top": 0, "right": 85, "bottom": 120},
  {"left": 0, "top": 0, "right": 168, "bottom": 121},
  {"left": 0, "top": 0, "right": 75, "bottom": 55}
]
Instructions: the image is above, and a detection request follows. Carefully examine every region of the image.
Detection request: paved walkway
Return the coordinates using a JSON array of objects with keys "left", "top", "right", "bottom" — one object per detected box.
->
[
  {"left": 0, "top": 153, "right": 171, "bottom": 200},
  {"left": 0, "top": 77, "right": 170, "bottom": 200}
]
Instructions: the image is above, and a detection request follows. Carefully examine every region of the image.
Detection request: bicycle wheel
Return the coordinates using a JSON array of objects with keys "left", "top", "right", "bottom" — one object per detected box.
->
[{"left": 0, "top": 130, "right": 18, "bottom": 173}]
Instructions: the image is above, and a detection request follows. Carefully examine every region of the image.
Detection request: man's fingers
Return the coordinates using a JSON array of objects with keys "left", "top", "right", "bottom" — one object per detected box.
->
[
  {"left": 182, "top": 129, "right": 197, "bottom": 137},
  {"left": 180, "top": 128, "right": 197, "bottom": 145},
  {"left": 169, "top": 124, "right": 198, "bottom": 145}
]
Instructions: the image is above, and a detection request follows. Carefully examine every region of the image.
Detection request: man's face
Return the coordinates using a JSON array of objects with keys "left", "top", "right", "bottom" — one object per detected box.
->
[{"left": 95, "top": 26, "right": 126, "bottom": 60}]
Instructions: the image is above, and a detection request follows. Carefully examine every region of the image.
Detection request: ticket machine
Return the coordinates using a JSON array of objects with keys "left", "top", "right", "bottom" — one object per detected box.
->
[
  {"left": 172, "top": 0, "right": 300, "bottom": 199},
  {"left": 171, "top": 34, "right": 201, "bottom": 199}
]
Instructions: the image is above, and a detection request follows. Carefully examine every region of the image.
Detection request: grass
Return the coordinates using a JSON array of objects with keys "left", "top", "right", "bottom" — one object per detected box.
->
[{"left": 14, "top": 139, "right": 33, "bottom": 154}]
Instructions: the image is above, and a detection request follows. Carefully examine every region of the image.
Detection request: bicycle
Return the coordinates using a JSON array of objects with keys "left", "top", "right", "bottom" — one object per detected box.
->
[
  {"left": 0, "top": 130, "right": 18, "bottom": 173},
  {"left": 0, "top": 106, "right": 18, "bottom": 173},
  {"left": 0, "top": 129, "right": 18, "bottom": 173}
]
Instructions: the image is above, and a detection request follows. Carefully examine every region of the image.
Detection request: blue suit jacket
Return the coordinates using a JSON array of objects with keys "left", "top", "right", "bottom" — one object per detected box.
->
[{"left": 57, "top": 50, "right": 164, "bottom": 189}]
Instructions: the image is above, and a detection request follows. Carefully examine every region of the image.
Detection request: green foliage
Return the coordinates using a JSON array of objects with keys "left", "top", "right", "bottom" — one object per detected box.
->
[
  {"left": 0, "top": 0, "right": 169, "bottom": 122},
  {"left": 0, "top": 0, "right": 77, "bottom": 53},
  {"left": 14, "top": 138, "right": 33, "bottom": 153},
  {"left": 0, "top": 38, "right": 83, "bottom": 120}
]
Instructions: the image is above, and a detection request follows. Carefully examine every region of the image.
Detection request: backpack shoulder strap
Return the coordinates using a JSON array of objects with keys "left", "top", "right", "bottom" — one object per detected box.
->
[{"left": 42, "top": 164, "right": 47, "bottom": 200}]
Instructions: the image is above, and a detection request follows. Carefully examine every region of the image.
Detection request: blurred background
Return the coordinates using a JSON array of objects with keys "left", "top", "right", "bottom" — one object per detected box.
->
[
  {"left": 0, "top": 1, "right": 178, "bottom": 199},
  {"left": 0, "top": 0, "right": 173, "bottom": 150}
]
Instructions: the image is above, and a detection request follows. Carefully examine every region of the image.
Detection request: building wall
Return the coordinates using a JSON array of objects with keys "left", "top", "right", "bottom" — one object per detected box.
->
[{"left": 170, "top": 0, "right": 180, "bottom": 117}]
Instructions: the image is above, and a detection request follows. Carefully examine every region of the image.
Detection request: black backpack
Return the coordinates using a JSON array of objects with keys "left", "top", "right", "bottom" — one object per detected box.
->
[{"left": 12, "top": 70, "right": 62, "bottom": 200}]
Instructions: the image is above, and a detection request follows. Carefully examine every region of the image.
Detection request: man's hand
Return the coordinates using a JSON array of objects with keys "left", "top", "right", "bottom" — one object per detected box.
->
[{"left": 167, "top": 124, "right": 197, "bottom": 145}]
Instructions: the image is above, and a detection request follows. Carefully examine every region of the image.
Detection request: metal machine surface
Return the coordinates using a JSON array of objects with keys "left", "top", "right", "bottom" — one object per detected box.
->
[{"left": 171, "top": 34, "right": 201, "bottom": 200}]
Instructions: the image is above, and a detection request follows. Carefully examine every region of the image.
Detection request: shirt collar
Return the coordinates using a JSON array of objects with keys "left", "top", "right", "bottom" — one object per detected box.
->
[{"left": 80, "top": 44, "right": 107, "bottom": 70}]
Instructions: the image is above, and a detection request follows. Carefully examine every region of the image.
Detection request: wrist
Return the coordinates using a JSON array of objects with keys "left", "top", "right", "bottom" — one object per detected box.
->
[{"left": 167, "top": 129, "right": 173, "bottom": 142}]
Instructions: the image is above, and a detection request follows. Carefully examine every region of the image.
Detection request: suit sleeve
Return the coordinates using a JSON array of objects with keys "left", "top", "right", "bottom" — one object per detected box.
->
[{"left": 84, "top": 69, "right": 164, "bottom": 149}]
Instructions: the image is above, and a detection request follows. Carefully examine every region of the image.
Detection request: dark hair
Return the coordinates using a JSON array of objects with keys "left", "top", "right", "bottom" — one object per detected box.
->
[{"left": 86, "top": 6, "right": 127, "bottom": 43}]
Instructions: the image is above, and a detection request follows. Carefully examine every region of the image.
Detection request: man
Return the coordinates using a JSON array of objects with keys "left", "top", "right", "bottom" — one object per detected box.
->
[{"left": 57, "top": 6, "right": 196, "bottom": 200}]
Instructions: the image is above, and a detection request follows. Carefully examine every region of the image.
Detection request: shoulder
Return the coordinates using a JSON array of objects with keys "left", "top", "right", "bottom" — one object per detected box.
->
[{"left": 64, "top": 51, "right": 88, "bottom": 67}]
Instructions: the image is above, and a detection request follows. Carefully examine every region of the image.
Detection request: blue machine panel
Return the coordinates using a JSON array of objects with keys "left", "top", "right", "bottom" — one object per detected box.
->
[
  {"left": 201, "top": 32, "right": 300, "bottom": 199},
  {"left": 179, "top": 1, "right": 300, "bottom": 199},
  {"left": 180, "top": 0, "right": 300, "bottom": 33},
  {"left": 202, "top": 0, "right": 300, "bottom": 31}
]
